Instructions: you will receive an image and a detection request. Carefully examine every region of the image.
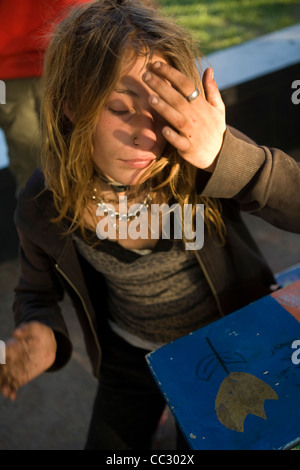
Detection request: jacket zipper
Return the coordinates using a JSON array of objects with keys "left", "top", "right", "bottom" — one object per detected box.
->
[
  {"left": 193, "top": 250, "right": 225, "bottom": 318},
  {"left": 55, "top": 263, "right": 101, "bottom": 377}
]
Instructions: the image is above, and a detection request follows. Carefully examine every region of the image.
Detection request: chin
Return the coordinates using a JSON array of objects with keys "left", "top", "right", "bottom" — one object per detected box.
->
[{"left": 115, "top": 166, "right": 152, "bottom": 187}]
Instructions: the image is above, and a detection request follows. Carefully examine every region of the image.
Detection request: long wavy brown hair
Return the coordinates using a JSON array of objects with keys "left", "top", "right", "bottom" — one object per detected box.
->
[{"left": 41, "top": 0, "right": 226, "bottom": 244}]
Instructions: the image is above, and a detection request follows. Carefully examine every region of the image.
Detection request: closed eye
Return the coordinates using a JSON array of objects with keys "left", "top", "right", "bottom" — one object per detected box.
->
[{"left": 107, "top": 108, "right": 130, "bottom": 116}]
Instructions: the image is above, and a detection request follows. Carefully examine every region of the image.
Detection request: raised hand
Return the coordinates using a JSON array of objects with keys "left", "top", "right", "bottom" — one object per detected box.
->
[{"left": 143, "top": 62, "right": 226, "bottom": 172}]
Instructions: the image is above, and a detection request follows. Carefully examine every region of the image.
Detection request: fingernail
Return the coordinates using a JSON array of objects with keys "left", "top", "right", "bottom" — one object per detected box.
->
[
  {"left": 150, "top": 96, "right": 158, "bottom": 105},
  {"left": 143, "top": 72, "right": 152, "bottom": 82},
  {"left": 211, "top": 68, "right": 214, "bottom": 80},
  {"left": 153, "top": 61, "right": 161, "bottom": 69}
]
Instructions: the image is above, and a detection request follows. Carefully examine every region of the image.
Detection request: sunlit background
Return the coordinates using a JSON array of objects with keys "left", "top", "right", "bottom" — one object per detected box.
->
[{"left": 159, "top": 0, "right": 300, "bottom": 54}]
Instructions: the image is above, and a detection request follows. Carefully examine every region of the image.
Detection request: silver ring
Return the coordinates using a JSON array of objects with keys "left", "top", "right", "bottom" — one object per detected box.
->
[{"left": 186, "top": 87, "right": 199, "bottom": 102}]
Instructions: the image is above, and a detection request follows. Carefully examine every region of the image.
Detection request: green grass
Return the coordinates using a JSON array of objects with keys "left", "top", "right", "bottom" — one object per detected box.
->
[{"left": 159, "top": 0, "right": 300, "bottom": 55}]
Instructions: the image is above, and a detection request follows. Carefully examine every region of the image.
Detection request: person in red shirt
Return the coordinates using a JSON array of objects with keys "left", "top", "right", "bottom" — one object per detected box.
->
[{"left": 0, "top": 0, "right": 90, "bottom": 191}]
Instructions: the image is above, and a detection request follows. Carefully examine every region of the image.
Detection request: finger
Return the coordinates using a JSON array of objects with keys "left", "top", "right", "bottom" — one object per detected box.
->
[
  {"left": 12, "top": 321, "right": 38, "bottom": 340},
  {"left": 1, "top": 381, "right": 17, "bottom": 400},
  {"left": 149, "top": 61, "right": 198, "bottom": 100},
  {"left": 143, "top": 70, "right": 187, "bottom": 110},
  {"left": 202, "top": 68, "right": 224, "bottom": 110},
  {"left": 1, "top": 383, "right": 10, "bottom": 397},
  {"left": 148, "top": 89, "right": 197, "bottom": 153},
  {"left": 7, "top": 390, "right": 17, "bottom": 401},
  {"left": 162, "top": 126, "right": 191, "bottom": 153},
  {"left": 12, "top": 323, "right": 29, "bottom": 338},
  {"left": 149, "top": 94, "right": 188, "bottom": 133},
  {"left": 12, "top": 329, "right": 25, "bottom": 340}
]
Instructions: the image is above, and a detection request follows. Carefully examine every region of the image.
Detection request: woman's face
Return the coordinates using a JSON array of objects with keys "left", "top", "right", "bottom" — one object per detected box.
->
[{"left": 92, "top": 53, "right": 168, "bottom": 186}]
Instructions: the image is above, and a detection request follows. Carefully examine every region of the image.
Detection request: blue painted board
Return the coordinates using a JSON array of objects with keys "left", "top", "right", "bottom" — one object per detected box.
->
[
  {"left": 275, "top": 262, "right": 300, "bottom": 287},
  {"left": 146, "top": 281, "right": 300, "bottom": 450}
]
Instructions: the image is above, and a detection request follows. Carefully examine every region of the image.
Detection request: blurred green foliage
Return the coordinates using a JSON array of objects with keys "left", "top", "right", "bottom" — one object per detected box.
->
[{"left": 159, "top": 0, "right": 300, "bottom": 54}]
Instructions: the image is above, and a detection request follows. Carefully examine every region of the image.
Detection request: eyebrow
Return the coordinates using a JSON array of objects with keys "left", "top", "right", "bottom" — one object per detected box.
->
[{"left": 115, "top": 88, "right": 139, "bottom": 97}]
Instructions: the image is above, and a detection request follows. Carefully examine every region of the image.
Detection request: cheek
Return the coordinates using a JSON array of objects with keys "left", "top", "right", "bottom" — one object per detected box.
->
[
  {"left": 93, "top": 118, "right": 113, "bottom": 152},
  {"left": 94, "top": 110, "right": 116, "bottom": 136},
  {"left": 156, "top": 125, "right": 167, "bottom": 150},
  {"left": 154, "top": 115, "right": 167, "bottom": 142}
]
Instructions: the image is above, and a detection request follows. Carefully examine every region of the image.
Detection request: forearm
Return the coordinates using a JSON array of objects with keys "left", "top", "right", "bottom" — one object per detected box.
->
[
  {"left": 13, "top": 230, "right": 73, "bottom": 370},
  {"left": 197, "top": 127, "right": 300, "bottom": 233}
]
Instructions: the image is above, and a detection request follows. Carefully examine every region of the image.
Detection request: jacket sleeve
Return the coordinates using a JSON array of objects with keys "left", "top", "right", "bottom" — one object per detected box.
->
[
  {"left": 196, "top": 126, "right": 300, "bottom": 233},
  {"left": 13, "top": 228, "right": 73, "bottom": 371}
]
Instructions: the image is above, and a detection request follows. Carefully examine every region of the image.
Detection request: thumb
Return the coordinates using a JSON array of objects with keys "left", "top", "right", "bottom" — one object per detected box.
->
[{"left": 202, "top": 68, "right": 224, "bottom": 109}]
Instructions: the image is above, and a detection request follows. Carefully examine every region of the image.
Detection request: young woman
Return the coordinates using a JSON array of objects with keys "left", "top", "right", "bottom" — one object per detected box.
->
[{"left": 1, "top": 0, "right": 300, "bottom": 449}]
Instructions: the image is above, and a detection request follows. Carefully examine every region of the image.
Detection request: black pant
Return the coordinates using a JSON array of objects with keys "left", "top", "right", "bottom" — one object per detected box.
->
[{"left": 84, "top": 330, "right": 188, "bottom": 450}]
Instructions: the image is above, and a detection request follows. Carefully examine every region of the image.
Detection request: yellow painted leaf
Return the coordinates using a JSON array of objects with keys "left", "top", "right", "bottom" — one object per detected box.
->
[{"left": 215, "top": 372, "right": 278, "bottom": 432}]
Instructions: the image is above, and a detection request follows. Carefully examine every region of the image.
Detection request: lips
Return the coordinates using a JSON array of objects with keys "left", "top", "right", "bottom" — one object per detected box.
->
[{"left": 119, "top": 157, "right": 155, "bottom": 169}]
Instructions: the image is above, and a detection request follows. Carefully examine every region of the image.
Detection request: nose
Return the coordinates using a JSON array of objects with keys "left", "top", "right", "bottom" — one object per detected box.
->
[{"left": 132, "top": 110, "right": 160, "bottom": 151}]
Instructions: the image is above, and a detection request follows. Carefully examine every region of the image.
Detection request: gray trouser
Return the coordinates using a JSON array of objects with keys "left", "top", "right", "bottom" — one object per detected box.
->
[{"left": 0, "top": 77, "right": 41, "bottom": 192}]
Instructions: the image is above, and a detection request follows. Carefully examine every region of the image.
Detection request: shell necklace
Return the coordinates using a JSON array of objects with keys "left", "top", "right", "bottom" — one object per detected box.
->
[{"left": 92, "top": 187, "right": 152, "bottom": 231}]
